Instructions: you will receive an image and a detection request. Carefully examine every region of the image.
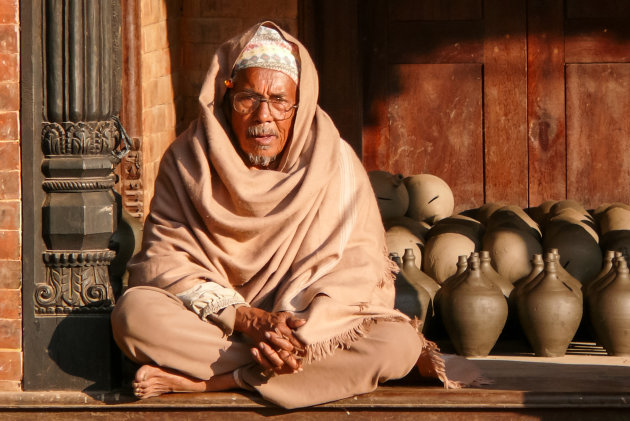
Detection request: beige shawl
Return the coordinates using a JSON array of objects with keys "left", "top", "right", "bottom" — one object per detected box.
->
[{"left": 127, "top": 22, "right": 406, "bottom": 361}]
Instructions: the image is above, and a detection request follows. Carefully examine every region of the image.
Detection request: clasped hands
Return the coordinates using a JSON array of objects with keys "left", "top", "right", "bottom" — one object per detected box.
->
[{"left": 234, "top": 306, "right": 306, "bottom": 375}]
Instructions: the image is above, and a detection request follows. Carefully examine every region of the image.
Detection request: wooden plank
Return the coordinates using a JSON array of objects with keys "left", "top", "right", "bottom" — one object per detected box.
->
[
  {"left": 565, "top": 19, "right": 630, "bottom": 63},
  {"left": 387, "top": 0, "right": 482, "bottom": 21},
  {"left": 361, "top": 0, "right": 390, "bottom": 171},
  {"left": 388, "top": 20, "right": 483, "bottom": 64},
  {"left": 483, "top": 0, "right": 528, "bottom": 206},
  {"left": 566, "top": 0, "right": 630, "bottom": 19},
  {"left": 385, "top": 63, "right": 484, "bottom": 212},
  {"left": 527, "top": 0, "right": 566, "bottom": 206},
  {"left": 299, "top": 0, "right": 363, "bottom": 155},
  {"left": 566, "top": 64, "right": 630, "bottom": 208}
]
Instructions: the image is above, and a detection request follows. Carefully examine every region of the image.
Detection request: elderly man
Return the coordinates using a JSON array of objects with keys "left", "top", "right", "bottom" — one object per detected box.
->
[{"left": 111, "top": 22, "right": 467, "bottom": 409}]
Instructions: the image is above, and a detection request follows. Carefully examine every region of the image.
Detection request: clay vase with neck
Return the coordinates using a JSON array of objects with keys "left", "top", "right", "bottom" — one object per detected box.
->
[
  {"left": 516, "top": 252, "right": 583, "bottom": 357},
  {"left": 506, "top": 254, "right": 544, "bottom": 338},
  {"left": 589, "top": 257, "right": 630, "bottom": 355},
  {"left": 401, "top": 248, "right": 440, "bottom": 332},
  {"left": 390, "top": 252, "right": 431, "bottom": 331},
  {"left": 440, "top": 254, "right": 508, "bottom": 356},
  {"left": 549, "top": 249, "right": 583, "bottom": 300},
  {"left": 585, "top": 251, "right": 626, "bottom": 312},
  {"left": 479, "top": 250, "right": 513, "bottom": 298}
]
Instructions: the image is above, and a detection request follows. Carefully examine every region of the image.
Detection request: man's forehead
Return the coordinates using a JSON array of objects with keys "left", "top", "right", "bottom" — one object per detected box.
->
[{"left": 233, "top": 68, "right": 297, "bottom": 95}]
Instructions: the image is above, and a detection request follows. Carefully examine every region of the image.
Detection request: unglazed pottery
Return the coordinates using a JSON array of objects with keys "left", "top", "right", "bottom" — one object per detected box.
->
[
  {"left": 402, "top": 248, "right": 440, "bottom": 299},
  {"left": 384, "top": 216, "right": 430, "bottom": 243},
  {"left": 390, "top": 252, "right": 431, "bottom": 330},
  {"left": 549, "top": 249, "right": 583, "bottom": 299},
  {"left": 479, "top": 250, "right": 513, "bottom": 298},
  {"left": 386, "top": 225, "right": 423, "bottom": 268},
  {"left": 589, "top": 256, "right": 630, "bottom": 356},
  {"left": 403, "top": 174, "right": 454, "bottom": 225},
  {"left": 440, "top": 254, "right": 508, "bottom": 357},
  {"left": 368, "top": 170, "right": 409, "bottom": 221},
  {"left": 423, "top": 216, "right": 483, "bottom": 284},
  {"left": 516, "top": 252, "right": 583, "bottom": 357}
]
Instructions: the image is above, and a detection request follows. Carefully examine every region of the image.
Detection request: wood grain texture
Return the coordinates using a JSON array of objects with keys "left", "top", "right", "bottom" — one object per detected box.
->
[
  {"left": 566, "top": 64, "right": 630, "bottom": 208},
  {"left": 483, "top": 0, "right": 528, "bottom": 206},
  {"left": 527, "top": 0, "right": 566, "bottom": 206},
  {"left": 388, "top": 20, "right": 483, "bottom": 64},
  {"left": 565, "top": 18, "right": 630, "bottom": 63},
  {"left": 386, "top": 64, "right": 483, "bottom": 212},
  {"left": 388, "top": 0, "right": 482, "bottom": 21}
]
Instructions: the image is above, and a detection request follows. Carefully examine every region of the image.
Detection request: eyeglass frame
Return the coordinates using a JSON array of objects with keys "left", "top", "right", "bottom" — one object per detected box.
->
[{"left": 230, "top": 91, "right": 298, "bottom": 121}]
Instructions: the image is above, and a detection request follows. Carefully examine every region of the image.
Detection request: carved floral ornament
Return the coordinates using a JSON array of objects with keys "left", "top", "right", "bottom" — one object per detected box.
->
[
  {"left": 35, "top": 250, "right": 117, "bottom": 315},
  {"left": 42, "top": 120, "right": 120, "bottom": 156}
]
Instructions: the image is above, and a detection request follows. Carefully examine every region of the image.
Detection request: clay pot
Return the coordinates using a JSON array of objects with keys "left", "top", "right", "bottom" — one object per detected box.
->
[
  {"left": 467, "top": 202, "right": 504, "bottom": 226},
  {"left": 390, "top": 252, "right": 431, "bottom": 330},
  {"left": 386, "top": 225, "right": 423, "bottom": 268},
  {"left": 543, "top": 220, "right": 602, "bottom": 285},
  {"left": 384, "top": 216, "right": 430, "bottom": 243},
  {"left": 423, "top": 216, "right": 483, "bottom": 284},
  {"left": 479, "top": 250, "right": 513, "bottom": 298},
  {"left": 516, "top": 252, "right": 583, "bottom": 357},
  {"left": 583, "top": 250, "right": 616, "bottom": 297},
  {"left": 482, "top": 228, "right": 542, "bottom": 284},
  {"left": 402, "top": 248, "right": 440, "bottom": 299},
  {"left": 368, "top": 171, "right": 409, "bottom": 221},
  {"left": 509, "top": 254, "right": 544, "bottom": 310},
  {"left": 585, "top": 250, "right": 626, "bottom": 309},
  {"left": 440, "top": 254, "right": 508, "bottom": 357},
  {"left": 526, "top": 200, "right": 558, "bottom": 227},
  {"left": 589, "top": 256, "right": 630, "bottom": 355},
  {"left": 403, "top": 174, "right": 454, "bottom": 225},
  {"left": 549, "top": 249, "right": 583, "bottom": 299}
]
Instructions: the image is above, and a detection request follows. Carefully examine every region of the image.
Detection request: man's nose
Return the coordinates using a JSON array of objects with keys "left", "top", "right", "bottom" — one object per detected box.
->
[{"left": 253, "top": 99, "right": 273, "bottom": 123}]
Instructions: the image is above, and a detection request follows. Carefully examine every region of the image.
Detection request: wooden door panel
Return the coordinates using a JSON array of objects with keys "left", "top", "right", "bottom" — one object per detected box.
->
[
  {"left": 566, "top": 64, "right": 630, "bottom": 208},
  {"left": 385, "top": 64, "right": 484, "bottom": 212},
  {"left": 387, "top": 0, "right": 482, "bottom": 21}
]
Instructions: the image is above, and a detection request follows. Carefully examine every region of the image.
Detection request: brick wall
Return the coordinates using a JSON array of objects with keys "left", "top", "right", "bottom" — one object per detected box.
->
[
  {"left": 0, "top": 0, "right": 21, "bottom": 392},
  {"left": 138, "top": 0, "right": 298, "bottom": 211}
]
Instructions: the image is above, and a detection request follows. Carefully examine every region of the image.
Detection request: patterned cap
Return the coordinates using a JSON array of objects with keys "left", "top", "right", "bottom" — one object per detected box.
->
[{"left": 233, "top": 25, "right": 299, "bottom": 84}]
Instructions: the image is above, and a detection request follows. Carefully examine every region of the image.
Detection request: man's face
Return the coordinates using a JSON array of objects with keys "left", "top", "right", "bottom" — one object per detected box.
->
[{"left": 229, "top": 67, "right": 298, "bottom": 169}]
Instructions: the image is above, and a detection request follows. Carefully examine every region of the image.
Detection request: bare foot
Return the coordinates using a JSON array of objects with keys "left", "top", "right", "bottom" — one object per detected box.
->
[{"left": 132, "top": 365, "right": 238, "bottom": 399}]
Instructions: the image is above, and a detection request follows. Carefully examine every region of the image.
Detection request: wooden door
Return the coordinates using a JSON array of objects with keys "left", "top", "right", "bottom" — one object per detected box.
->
[{"left": 360, "top": 0, "right": 630, "bottom": 212}]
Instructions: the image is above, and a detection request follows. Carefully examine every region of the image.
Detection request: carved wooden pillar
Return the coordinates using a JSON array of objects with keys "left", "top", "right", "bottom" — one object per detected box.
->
[{"left": 22, "top": 0, "right": 124, "bottom": 390}]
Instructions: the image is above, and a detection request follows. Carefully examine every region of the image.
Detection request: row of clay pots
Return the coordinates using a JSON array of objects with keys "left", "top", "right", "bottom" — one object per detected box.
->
[{"left": 392, "top": 247, "right": 630, "bottom": 357}]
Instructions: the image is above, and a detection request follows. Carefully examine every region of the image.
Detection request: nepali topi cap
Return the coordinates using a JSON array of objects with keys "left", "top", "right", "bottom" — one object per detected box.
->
[{"left": 233, "top": 25, "right": 299, "bottom": 84}]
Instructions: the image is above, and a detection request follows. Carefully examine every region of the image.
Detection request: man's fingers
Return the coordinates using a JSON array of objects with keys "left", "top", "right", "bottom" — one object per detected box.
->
[
  {"left": 251, "top": 348, "right": 274, "bottom": 371},
  {"left": 258, "top": 342, "right": 286, "bottom": 368},
  {"left": 264, "top": 331, "right": 294, "bottom": 352},
  {"left": 286, "top": 316, "right": 307, "bottom": 329}
]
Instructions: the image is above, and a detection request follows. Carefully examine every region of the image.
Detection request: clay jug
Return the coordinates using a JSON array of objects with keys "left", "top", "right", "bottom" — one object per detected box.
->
[
  {"left": 440, "top": 254, "right": 508, "bottom": 357},
  {"left": 509, "top": 254, "right": 544, "bottom": 312},
  {"left": 549, "top": 249, "right": 582, "bottom": 299},
  {"left": 402, "top": 248, "right": 440, "bottom": 299},
  {"left": 390, "top": 253, "right": 431, "bottom": 330},
  {"left": 586, "top": 250, "right": 626, "bottom": 311},
  {"left": 434, "top": 254, "right": 468, "bottom": 313},
  {"left": 590, "top": 257, "right": 630, "bottom": 355},
  {"left": 583, "top": 250, "right": 615, "bottom": 297},
  {"left": 516, "top": 252, "right": 583, "bottom": 357},
  {"left": 386, "top": 225, "right": 423, "bottom": 269},
  {"left": 479, "top": 250, "right": 513, "bottom": 298}
]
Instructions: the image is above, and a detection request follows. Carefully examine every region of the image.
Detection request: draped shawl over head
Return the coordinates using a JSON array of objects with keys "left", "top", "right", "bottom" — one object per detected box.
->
[{"left": 127, "top": 22, "right": 406, "bottom": 361}]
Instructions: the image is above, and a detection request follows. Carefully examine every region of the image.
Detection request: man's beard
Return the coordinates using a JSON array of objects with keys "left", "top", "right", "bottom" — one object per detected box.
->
[
  {"left": 248, "top": 151, "right": 277, "bottom": 167},
  {"left": 246, "top": 123, "right": 279, "bottom": 167}
]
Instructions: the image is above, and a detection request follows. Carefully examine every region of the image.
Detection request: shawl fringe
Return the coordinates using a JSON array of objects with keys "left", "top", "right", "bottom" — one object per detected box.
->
[
  {"left": 379, "top": 246, "right": 399, "bottom": 289},
  {"left": 302, "top": 315, "right": 406, "bottom": 364},
  {"left": 416, "top": 329, "right": 491, "bottom": 389}
]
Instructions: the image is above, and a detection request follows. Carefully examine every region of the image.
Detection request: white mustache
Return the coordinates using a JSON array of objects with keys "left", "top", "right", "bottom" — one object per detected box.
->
[{"left": 247, "top": 124, "right": 278, "bottom": 138}]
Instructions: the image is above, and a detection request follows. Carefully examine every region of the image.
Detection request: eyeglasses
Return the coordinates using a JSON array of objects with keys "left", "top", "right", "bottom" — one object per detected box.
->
[{"left": 232, "top": 92, "right": 298, "bottom": 121}]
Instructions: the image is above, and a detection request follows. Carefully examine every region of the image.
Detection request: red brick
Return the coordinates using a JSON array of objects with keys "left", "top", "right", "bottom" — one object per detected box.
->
[
  {"left": 0, "top": 141, "right": 18, "bottom": 170},
  {"left": 0, "top": 379, "right": 20, "bottom": 391},
  {"left": 0, "top": 25, "right": 18, "bottom": 54},
  {"left": 0, "top": 200, "right": 19, "bottom": 230},
  {"left": 0, "top": 230, "right": 19, "bottom": 260},
  {"left": 0, "top": 82, "right": 18, "bottom": 111},
  {"left": 0, "top": 0, "right": 18, "bottom": 24},
  {"left": 0, "top": 171, "right": 19, "bottom": 200},
  {"left": 0, "top": 318, "right": 19, "bottom": 348},
  {"left": 0, "top": 260, "right": 21, "bottom": 289},
  {"left": 0, "top": 350, "right": 21, "bottom": 381},
  {"left": 0, "top": 289, "right": 20, "bottom": 318},
  {"left": 0, "top": 53, "right": 17, "bottom": 82},
  {"left": 0, "top": 112, "right": 18, "bottom": 139}
]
